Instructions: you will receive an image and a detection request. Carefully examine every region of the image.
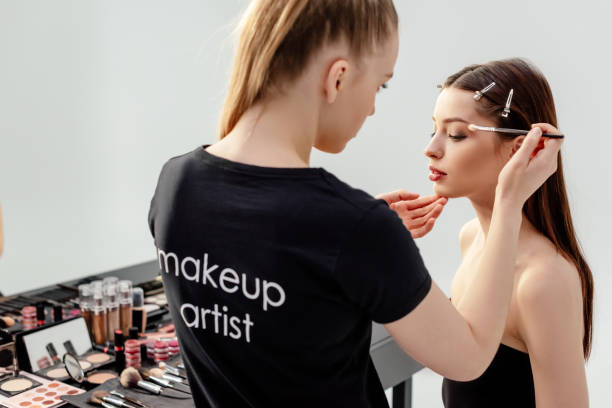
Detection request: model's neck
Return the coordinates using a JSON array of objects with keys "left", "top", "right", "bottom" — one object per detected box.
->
[{"left": 470, "top": 193, "right": 531, "bottom": 240}]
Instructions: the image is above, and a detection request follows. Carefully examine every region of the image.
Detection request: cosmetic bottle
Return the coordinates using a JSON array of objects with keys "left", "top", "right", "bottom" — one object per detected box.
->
[
  {"left": 105, "top": 285, "right": 120, "bottom": 341},
  {"left": 91, "top": 292, "right": 108, "bottom": 345},
  {"left": 78, "top": 284, "right": 93, "bottom": 333},
  {"left": 118, "top": 280, "right": 133, "bottom": 336},
  {"left": 131, "top": 288, "right": 146, "bottom": 335}
]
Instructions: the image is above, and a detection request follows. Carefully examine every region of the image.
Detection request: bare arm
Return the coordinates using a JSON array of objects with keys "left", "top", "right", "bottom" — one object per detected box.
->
[
  {"left": 518, "top": 260, "right": 589, "bottom": 407},
  {"left": 385, "top": 200, "right": 521, "bottom": 380},
  {"left": 385, "top": 126, "right": 562, "bottom": 381}
]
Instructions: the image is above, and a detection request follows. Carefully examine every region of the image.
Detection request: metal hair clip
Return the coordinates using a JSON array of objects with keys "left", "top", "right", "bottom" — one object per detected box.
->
[
  {"left": 473, "top": 82, "right": 496, "bottom": 101},
  {"left": 501, "top": 89, "right": 514, "bottom": 118}
]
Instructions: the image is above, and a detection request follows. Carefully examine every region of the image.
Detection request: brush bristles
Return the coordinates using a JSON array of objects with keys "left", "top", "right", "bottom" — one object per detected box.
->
[
  {"left": 92, "top": 390, "right": 109, "bottom": 402},
  {"left": 138, "top": 368, "right": 150, "bottom": 380},
  {"left": 88, "top": 393, "right": 103, "bottom": 405},
  {"left": 150, "top": 368, "right": 164, "bottom": 378},
  {"left": 120, "top": 367, "right": 142, "bottom": 388}
]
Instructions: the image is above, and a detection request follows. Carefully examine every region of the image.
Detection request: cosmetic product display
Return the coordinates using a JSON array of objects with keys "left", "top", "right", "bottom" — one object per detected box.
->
[
  {"left": 153, "top": 341, "right": 168, "bottom": 364},
  {"left": 0, "top": 375, "right": 42, "bottom": 397},
  {"left": 79, "top": 284, "right": 93, "bottom": 332},
  {"left": 105, "top": 285, "right": 120, "bottom": 341},
  {"left": 45, "top": 342, "right": 60, "bottom": 364},
  {"left": 124, "top": 340, "right": 141, "bottom": 370},
  {"left": 128, "top": 327, "right": 139, "bottom": 340},
  {"left": 36, "top": 303, "right": 45, "bottom": 327},
  {"left": 131, "top": 288, "right": 146, "bottom": 335},
  {"left": 21, "top": 307, "right": 36, "bottom": 331},
  {"left": 91, "top": 293, "right": 108, "bottom": 345},
  {"left": 103, "top": 277, "right": 119, "bottom": 289},
  {"left": 118, "top": 281, "right": 133, "bottom": 336},
  {"left": 168, "top": 340, "right": 180, "bottom": 357},
  {"left": 114, "top": 330, "right": 125, "bottom": 373},
  {"left": 1, "top": 379, "right": 84, "bottom": 408},
  {"left": 63, "top": 340, "right": 77, "bottom": 356},
  {"left": 53, "top": 305, "right": 63, "bottom": 323},
  {"left": 3, "top": 261, "right": 192, "bottom": 407},
  {"left": 63, "top": 352, "right": 119, "bottom": 389}
]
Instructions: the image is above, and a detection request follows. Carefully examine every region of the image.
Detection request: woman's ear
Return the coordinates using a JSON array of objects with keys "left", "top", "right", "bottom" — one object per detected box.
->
[{"left": 324, "top": 59, "right": 349, "bottom": 104}]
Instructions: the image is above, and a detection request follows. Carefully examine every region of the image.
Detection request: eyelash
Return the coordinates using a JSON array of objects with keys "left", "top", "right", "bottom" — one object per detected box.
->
[
  {"left": 430, "top": 132, "right": 467, "bottom": 141},
  {"left": 377, "top": 83, "right": 388, "bottom": 93}
]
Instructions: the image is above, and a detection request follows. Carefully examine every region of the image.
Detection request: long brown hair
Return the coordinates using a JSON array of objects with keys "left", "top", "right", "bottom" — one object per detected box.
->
[
  {"left": 444, "top": 58, "right": 594, "bottom": 359},
  {"left": 218, "top": 0, "right": 398, "bottom": 139}
]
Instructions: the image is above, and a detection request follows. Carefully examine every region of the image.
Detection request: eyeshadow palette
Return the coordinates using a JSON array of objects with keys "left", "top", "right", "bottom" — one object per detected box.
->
[
  {"left": 1, "top": 380, "right": 84, "bottom": 408},
  {"left": 37, "top": 351, "right": 109, "bottom": 381}
]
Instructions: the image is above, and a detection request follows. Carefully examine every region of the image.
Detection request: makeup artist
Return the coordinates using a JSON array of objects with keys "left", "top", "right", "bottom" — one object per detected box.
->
[{"left": 147, "top": 1, "right": 562, "bottom": 407}]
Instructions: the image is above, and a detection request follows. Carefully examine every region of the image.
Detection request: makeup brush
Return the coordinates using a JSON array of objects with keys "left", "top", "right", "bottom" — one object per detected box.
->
[
  {"left": 0, "top": 316, "right": 15, "bottom": 328},
  {"left": 120, "top": 367, "right": 162, "bottom": 395},
  {"left": 92, "top": 390, "right": 139, "bottom": 408},
  {"left": 88, "top": 392, "right": 121, "bottom": 408},
  {"left": 468, "top": 124, "right": 564, "bottom": 139},
  {"left": 120, "top": 367, "right": 190, "bottom": 399},
  {"left": 149, "top": 367, "right": 187, "bottom": 385},
  {"left": 109, "top": 390, "right": 149, "bottom": 408},
  {"left": 161, "top": 364, "right": 187, "bottom": 380},
  {"left": 139, "top": 368, "right": 191, "bottom": 394}
]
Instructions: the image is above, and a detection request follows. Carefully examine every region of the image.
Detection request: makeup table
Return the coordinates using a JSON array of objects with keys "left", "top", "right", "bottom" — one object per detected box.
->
[
  {"left": 3, "top": 260, "right": 424, "bottom": 408},
  {"left": 371, "top": 323, "right": 422, "bottom": 408}
]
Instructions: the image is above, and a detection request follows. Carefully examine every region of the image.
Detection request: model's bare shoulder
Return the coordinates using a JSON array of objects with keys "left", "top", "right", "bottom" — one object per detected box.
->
[
  {"left": 516, "top": 249, "right": 583, "bottom": 325},
  {"left": 458, "top": 217, "right": 479, "bottom": 257}
]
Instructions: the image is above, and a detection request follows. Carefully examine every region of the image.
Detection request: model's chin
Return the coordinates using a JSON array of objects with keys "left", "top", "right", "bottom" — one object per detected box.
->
[{"left": 432, "top": 182, "right": 461, "bottom": 198}]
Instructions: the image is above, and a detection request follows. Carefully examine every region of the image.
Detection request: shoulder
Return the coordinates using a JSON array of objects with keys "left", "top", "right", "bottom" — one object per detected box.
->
[
  {"left": 516, "top": 248, "right": 583, "bottom": 322},
  {"left": 319, "top": 171, "right": 383, "bottom": 213},
  {"left": 458, "top": 218, "right": 480, "bottom": 255}
]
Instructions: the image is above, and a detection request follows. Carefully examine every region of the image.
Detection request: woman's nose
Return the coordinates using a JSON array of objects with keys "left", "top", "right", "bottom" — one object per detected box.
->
[{"left": 425, "top": 138, "right": 443, "bottom": 159}]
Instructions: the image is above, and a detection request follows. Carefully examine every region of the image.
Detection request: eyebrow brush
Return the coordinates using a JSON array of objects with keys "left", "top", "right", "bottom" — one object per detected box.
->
[{"left": 468, "top": 124, "right": 564, "bottom": 139}]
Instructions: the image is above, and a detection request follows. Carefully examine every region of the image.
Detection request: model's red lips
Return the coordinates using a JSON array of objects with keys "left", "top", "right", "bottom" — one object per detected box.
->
[{"left": 429, "top": 166, "right": 447, "bottom": 175}]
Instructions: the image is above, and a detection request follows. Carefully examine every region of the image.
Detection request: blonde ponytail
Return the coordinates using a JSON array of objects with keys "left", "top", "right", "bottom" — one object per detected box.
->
[{"left": 218, "top": 0, "right": 398, "bottom": 139}]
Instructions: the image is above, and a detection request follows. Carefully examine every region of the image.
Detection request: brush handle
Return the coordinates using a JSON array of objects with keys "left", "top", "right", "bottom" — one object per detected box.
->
[
  {"left": 162, "top": 373, "right": 185, "bottom": 384},
  {"left": 103, "top": 395, "right": 139, "bottom": 408},
  {"left": 164, "top": 366, "right": 187, "bottom": 379},
  {"left": 495, "top": 127, "right": 564, "bottom": 138},
  {"left": 109, "top": 391, "right": 148, "bottom": 408},
  {"left": 137, "top": 380, "right": 161, "bottom": 394}
]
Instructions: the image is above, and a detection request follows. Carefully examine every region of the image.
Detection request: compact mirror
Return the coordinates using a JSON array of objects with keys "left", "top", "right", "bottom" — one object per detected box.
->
[{"left": 63, "top": 352, "right": 84, "bottom": 383}]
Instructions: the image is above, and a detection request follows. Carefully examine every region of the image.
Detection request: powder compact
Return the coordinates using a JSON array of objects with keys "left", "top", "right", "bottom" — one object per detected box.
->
[
  {"left": 37, "top": 352, "right": 110, "bottom": 381},
  {"left": 63, "top": 353, "right": 118, "bottom": 387},
  {"left": 0, "top": 375, "right": 42, "bottom": 397}
]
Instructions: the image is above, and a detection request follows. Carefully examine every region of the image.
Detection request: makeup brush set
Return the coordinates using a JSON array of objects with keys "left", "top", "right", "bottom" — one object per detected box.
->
[{"left": 59, "top": 358, "right": 193, "bottom": 408}]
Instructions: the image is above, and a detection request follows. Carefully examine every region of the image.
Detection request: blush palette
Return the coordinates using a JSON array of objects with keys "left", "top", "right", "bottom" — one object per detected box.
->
[{"left": 1, "top": 381, "right": 84, "bottom": 408}]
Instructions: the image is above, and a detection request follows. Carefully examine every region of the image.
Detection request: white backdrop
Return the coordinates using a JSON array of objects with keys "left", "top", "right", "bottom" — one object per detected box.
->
[{"left": 1, "top": 1, "right": 610, "bottom": 406}]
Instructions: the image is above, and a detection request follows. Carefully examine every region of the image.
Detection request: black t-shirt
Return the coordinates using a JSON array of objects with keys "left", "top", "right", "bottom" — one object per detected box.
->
[{"left": 148, "top": 146, "right": 432, "bottom": 408}]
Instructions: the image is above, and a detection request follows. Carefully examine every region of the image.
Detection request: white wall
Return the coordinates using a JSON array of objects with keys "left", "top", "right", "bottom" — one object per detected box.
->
[{"left": 1, "top": 1, "right": 610, "bottom": 406}]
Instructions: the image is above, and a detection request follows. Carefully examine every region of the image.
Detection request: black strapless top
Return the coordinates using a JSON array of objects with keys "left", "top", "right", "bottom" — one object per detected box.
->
[{"left": 442, "top": 343, "right": 535, "bottom": 408}]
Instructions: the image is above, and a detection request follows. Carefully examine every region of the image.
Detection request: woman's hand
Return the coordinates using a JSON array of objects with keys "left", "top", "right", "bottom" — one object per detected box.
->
[
  {"left": 496, "top": 123, "right": 563, "bottom": 207},
  {"left": 376, "top": 190, "right": 447, "bottom": 238}
]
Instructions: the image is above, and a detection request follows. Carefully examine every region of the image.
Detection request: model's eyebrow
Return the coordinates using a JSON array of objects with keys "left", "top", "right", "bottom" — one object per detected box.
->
[{"left": 432, "top": 116, "right": 469, "bottom": 124}]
